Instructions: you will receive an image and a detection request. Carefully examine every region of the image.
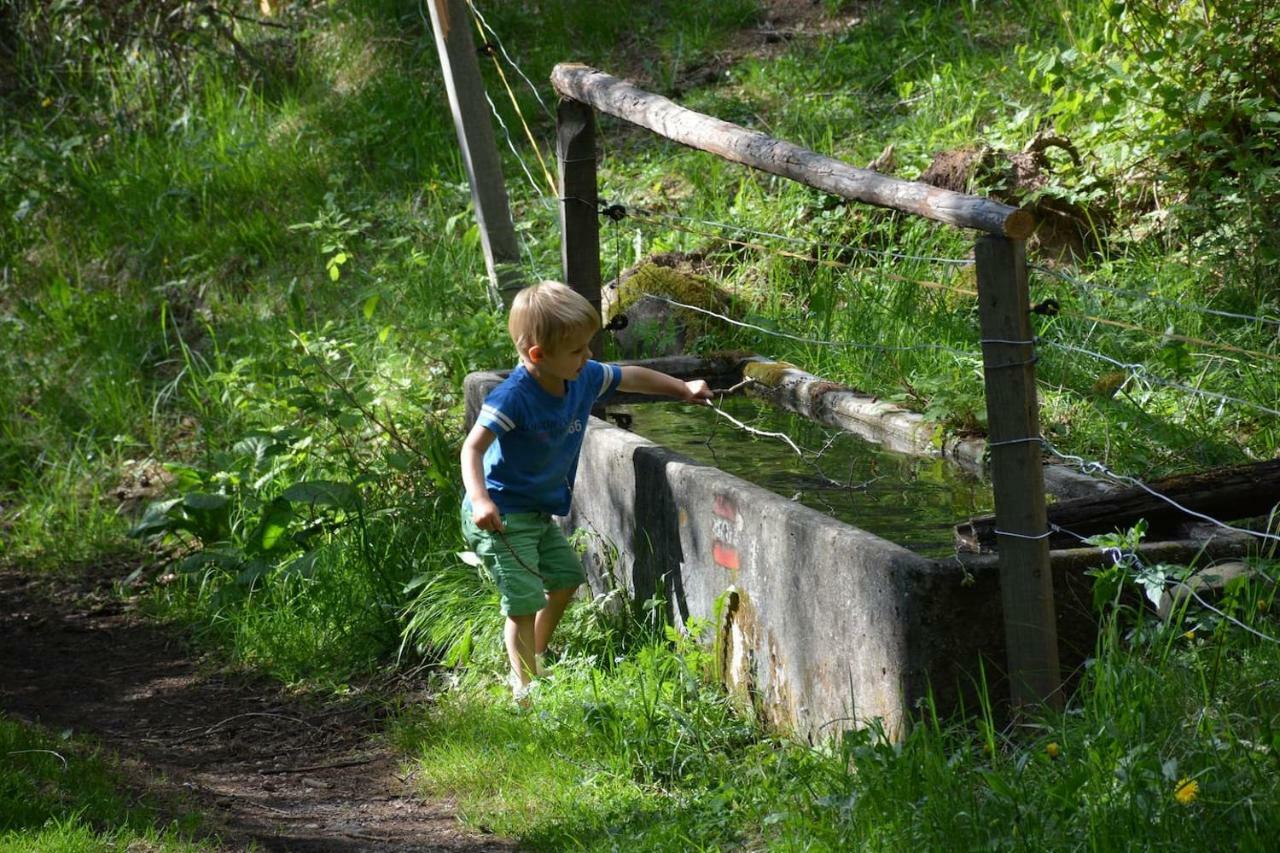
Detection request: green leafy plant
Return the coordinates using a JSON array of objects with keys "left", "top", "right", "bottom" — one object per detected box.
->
[{"left": 1022, "top": 1, "right": 1280, "bottom": 288}]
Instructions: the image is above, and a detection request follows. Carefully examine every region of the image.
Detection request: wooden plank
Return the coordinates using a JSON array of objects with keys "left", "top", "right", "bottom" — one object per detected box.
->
[
  {"left": 556, "top": 98, "right": 604, "bottom": 356},
  {"left": 428, "top": 0, "right": 524, "bottom": 308},
  {"left": 975, "top": 235, "right": 1061, "bottom": 708},
  {"left": 958, "top": 458, "right": 1280, "bottom": 552},
  {"left": 550, "top": 64, "right": 1033, "bottom": 238}
]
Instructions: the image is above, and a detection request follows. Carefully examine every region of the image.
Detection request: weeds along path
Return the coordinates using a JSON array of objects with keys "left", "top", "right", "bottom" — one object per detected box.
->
[{"left": 0, "top": 562, "right": 513, "bottom": 852}]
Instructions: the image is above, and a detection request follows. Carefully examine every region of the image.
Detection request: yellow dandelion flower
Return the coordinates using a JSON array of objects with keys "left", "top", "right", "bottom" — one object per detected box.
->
[
  {"left": 1174, "top": 777, "right": 1199, "bottom": 805},
  {"left": 1045, "top": 742, "right": 1061, "bottom": 759},
  {"left": 1183, "top": 629, "right": 1196, "bottom": 640},
  {"left": 41, "top": 96, "right": 53, "bottom": 108}
]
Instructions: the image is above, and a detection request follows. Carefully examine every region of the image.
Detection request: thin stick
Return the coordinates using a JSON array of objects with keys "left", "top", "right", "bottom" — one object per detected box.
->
[
  {"left": 703, "top": 400, "right": 804, "bottom": 456},
  {"left": 6, "top": 749, "right": 68, "bottom": 770},
  {"left": 166, "top": 712, "right": 317, "bottom": 746},
  {"left": 259, "top": 754, "right": 381, "bottom": 776}
]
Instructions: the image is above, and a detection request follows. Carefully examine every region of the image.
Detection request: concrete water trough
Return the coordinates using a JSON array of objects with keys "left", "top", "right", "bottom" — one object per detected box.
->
[{"left": 464, "top": 355, "right": 1254, "bottom": 738}]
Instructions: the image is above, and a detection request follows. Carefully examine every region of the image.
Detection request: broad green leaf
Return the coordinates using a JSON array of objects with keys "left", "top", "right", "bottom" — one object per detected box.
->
[
  {"left": 183, "top": 492, "right": 229, "bottom": 511},
  {"left": 236, "top": 559, "right": 272, "bottom": 586},
  {"left": 282, "top": 549, "right": 322, "bottom": 578},
  {"left": 178, "top": 550, "right": 243, "bottom": 573},
  {"left": 232, "top": 434, "right": 287, "bottom": 467},
  {"left": 127, "top": 497, "right": 185, "bottom": 538},
  {"left": 385, "top": 450, "right": 413, "bottom": 472},
  {"left": 281, "top": 480, "right": 358, "bottom": 509},
  {"left": 163, "top": 463, "right": 204, "bottom": 492},
  {"left": 248, "top": 497, "right": 293, "bottom": 553}
]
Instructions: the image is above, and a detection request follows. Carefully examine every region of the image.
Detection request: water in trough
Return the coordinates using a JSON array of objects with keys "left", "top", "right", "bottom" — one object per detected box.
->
[{"left": 608, "top": 395, "right": 994, "bottom": 558}]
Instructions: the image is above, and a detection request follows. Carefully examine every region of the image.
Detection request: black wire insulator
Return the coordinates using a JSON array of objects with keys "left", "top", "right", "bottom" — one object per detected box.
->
[
  {"left": 599, "top": 203, "right": 627, "bottom": 222},
  {"left": 1029, "top": 295, "right": 1059, "bottom": 315},
  {"left": 604, "top": 314, "right": 629, "bottom": 332},
  {"left": 478, "top": 42, "right": 498, "bottom": 57}
]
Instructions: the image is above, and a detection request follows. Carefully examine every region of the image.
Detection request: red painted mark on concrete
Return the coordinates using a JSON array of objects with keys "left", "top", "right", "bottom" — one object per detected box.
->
[
  {"left": 712, "top": 493, "right": 740, "bottom": 570},
  {"left": 713, "top": 541, "right": 740, "bottom": 571}
]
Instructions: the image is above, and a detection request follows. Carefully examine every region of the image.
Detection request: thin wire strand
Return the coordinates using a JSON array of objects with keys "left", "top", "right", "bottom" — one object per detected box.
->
[
  {"left": 1053, "top": 305, "right": 1280, "bottom": 364},
  {"left": 628, "top": 212, "right": 980, "bottom": 301},
  {"left": 1052, "top": 522, "right": 1280, "bottom": 645},
  {"left": 635, "top": 293, "right": 979, "bottom": 358},
  {"left": 1033, "top": 264, "right": 1280, "bottom": 329},
  {"left": 641, "top": 208, "right": 975, "bottom": 267},
  {"left": 468, "top": 6, "right": 557, "bottom": 197},
  {"left": 466, "top": 1, "right": 555, "bottom": 121},
  {"left": 483, "top": 90, "right": 545, "bottom": 198},
  {"left": 1041, "top": 338, "right": 1280, "bottom": 418},
  {"left": 594, "top": 199, "right": 1279, "bottom": 364}
]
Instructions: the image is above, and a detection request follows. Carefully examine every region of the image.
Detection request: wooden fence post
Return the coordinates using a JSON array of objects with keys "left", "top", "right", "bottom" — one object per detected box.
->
[
  {"left": 556, "top": 98, "right": 604, "bottom": 356},
  {"left": 427, "top": 0, "right": 524, "bottom": 309},
  {"left": 974, "top": 235, "right": 1062, "bottom": 708}
]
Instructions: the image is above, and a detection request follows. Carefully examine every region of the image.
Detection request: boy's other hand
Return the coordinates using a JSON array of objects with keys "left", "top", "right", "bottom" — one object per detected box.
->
[
  {"left": 472, "top": 498, "right": 504, "bottom": 532},
  {"left": 683, "top": 379, "right": 713, "bottom": 403}
]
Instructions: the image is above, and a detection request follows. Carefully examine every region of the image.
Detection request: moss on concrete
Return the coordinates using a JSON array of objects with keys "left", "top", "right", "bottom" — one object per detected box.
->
[{"left": 743, "top": 360, "right": 801, "bottom": 388}]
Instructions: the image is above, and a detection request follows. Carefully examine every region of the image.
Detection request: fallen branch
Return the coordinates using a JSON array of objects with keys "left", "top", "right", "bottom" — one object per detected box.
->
[{"left": 258, "top": 753, "right": 382, "bottom": 776}]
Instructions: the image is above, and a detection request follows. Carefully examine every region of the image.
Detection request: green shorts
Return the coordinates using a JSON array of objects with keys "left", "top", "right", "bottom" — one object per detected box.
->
[{"left": 461, "top": 507, "right": 586, "bottom": 616}]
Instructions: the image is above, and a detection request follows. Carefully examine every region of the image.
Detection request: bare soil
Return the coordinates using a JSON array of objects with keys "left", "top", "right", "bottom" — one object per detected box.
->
[{"left": 0, "top": 560, "right": 515, "bottom": 852}]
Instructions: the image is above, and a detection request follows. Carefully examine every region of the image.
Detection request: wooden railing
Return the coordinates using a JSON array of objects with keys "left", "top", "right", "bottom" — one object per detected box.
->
[{"left": 551, "top": 63, "right": 1061, "bottom": 709}]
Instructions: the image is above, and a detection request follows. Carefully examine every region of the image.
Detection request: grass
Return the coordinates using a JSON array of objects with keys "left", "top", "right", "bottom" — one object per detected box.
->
[
  {"left": 0, "top": 715, "right": 208, "bottom": 850},
  {"left": 395, "top": 589, "right": 1280, "bottom": 849},
  {"left": 2, "top": 0, "right": 1279, "bottom": 848}
]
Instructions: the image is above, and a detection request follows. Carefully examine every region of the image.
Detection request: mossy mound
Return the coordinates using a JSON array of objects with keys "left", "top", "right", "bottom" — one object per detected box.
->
[
  {"left": 606, "top": 262, "right": 734, "bottom": 358},
  {"left": 610, "top": 263, "right": 728, "bottom": 330}
]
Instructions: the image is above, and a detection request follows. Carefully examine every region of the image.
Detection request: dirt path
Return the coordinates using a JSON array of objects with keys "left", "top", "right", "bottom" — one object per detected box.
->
[{"left": 0, "top": 562, "right": 514, "bottom": 852}]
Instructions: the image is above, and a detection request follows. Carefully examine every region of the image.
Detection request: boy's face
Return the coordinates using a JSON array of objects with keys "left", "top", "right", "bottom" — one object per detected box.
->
[{"left": 532, "top": 327, "right": 593, "bottom": 383}]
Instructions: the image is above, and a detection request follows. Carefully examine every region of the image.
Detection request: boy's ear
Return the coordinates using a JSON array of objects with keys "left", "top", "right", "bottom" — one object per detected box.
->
[{"left": 526, "top": 344, "right": 544, "bottom": 363}]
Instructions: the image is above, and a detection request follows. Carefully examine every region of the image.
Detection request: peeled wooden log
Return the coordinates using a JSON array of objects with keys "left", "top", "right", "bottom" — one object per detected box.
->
[
  {"left": 738, "top": 358, "right": 988, "bottom": 467},
  {"left": 957, "top": 458, "right": 1280, "bottom": 552},
  {"left": 551, "top": 64, "right": 1034, "bottom": 239}
]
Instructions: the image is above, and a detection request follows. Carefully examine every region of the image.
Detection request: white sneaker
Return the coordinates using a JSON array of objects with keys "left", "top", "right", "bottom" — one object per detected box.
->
[{"left": 508, "top": 671, "right": 533, "bottom": 707}]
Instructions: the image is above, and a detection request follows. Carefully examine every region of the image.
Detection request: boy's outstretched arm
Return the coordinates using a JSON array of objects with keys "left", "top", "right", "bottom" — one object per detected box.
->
[
  {"left": 618, "top": 365, "right": 713, "bottom": 403},
  {"left": 461, "top": 422, "right": 504, "bottom": 531}
]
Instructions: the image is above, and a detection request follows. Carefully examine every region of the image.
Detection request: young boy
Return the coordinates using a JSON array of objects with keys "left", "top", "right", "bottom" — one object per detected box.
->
[{"left": 461, "top": 281, "right": 712, "bottom": 702}]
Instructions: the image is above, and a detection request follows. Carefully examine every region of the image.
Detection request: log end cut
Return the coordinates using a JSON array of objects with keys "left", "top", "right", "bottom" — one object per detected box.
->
[{"left": 1003, "top": 208, "right": 1036, "bottom": 240}]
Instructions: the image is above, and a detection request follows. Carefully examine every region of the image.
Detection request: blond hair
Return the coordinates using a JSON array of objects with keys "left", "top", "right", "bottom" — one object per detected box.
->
[{"left": 508, "top": 281, "right": 600, "bottom": 356}]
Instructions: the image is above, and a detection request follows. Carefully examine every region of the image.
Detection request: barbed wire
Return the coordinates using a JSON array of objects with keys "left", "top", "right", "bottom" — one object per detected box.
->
[
  {"left": 1039, "top": 438, "right": 1280, "bottom": 545},
  {"left": 1049, "top": 520, "right": 1280, "bottom": 645},
  {"left": 630, "top": 212, "right": 1280, "bottom": 366},
  {"left": 1032, "top": 264, "right": 1280, "bottom": 329},
  {"left": 1039, "top": 338, "right": 1280, "bottom": 419}
]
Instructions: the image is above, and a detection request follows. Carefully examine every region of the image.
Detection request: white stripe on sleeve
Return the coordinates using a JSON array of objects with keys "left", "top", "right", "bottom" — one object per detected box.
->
[
  {"left": 480, "top": 404, "right": 516, "bottom": 433},
  {"left": 596, "top": 363, "right": 618, "bottom": 400}
]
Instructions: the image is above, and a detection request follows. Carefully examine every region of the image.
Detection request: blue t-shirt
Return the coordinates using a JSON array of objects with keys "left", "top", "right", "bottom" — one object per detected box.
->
[{"left": 473, "top": 360, "right": 623, "bottom": 516}]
